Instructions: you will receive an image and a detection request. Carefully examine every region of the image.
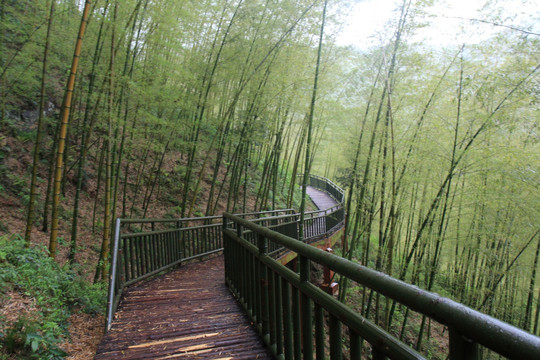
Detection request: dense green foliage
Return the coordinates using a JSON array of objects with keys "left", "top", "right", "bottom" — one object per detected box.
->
[
  {"left": 0, "top": 235, "right": 106, "bottom": 358},
  {"left": 313, "top": 1, "right": 540, "bottom": 350},
  {"left": 0, "top": 0, "right": 538, "bottom": 357}
]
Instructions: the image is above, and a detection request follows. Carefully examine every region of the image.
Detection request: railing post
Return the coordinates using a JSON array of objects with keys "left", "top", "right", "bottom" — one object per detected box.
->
[
  {"left": 315, "top": 303, "right": 325, "bottom": 360},
  {"left": 176, "top": 220, "right": 183, "bottom": 260},
  {"left": 106, "top": 218, "right": 122, "bottom": 332},
  {"left": 257, "top": 234, "right": 270, "bottom": 342},
  {"left": 282, "top": 279, "right": 294, "bottom": 359},
  {"left": 236, "top": 223, "right": 243, "bottom": 238},
  {"left": 329, "top": 314, "right": 342, "bottom": 359},
  {"left": 299, "top": 254, "right": 313, "bottom": 360},
  {"left": 449, "top": 327, "right": 479, "bottom": 360}
]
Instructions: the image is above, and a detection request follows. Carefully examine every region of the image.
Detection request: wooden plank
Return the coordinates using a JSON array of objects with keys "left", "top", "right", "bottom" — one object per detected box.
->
[
  {"left": 96, "top": 256, "right": 272, "bottom": 359},
  {"left": 306, "top": 186, "right": 338, "bottom": 211}
]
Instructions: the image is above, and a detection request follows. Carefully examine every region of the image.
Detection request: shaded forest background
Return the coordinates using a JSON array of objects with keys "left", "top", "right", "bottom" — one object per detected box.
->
[{"left": 0, "top": 0, "right": 538, "bottom": 358}]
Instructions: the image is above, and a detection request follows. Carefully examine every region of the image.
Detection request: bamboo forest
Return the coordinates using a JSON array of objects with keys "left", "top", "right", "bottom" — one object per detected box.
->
[{"left": 0, "top": 0, "right": 538, "bottom": 358}]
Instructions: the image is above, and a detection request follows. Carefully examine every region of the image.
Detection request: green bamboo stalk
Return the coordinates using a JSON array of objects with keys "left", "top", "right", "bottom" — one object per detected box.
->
[
  {"left": 49, "top": 0, "right": 93, "bottom": 259},
  {"left": 25, "top": 0, "right": 55, "bottom": 245}
]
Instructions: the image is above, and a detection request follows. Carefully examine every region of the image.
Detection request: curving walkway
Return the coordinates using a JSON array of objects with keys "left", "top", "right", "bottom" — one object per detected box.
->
[
  {"left": 96, "top": 188, "right": 339, "bottom": 359},
  {"left": 306, "top": 186, "right": 338, "bottom": 211}
]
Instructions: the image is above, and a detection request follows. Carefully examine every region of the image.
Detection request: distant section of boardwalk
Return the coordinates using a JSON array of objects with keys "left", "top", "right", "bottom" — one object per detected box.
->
[
  {"left": 95, "top": 256, "right": 272, "bottom": 359},
  {"left": 306, "top": 186, "right": 338, "bottom": 211}
]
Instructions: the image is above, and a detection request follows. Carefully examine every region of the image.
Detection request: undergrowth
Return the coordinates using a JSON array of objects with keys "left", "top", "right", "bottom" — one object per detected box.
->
[{"left": 0, "top": 235, "right": 107, "bottom": 359}]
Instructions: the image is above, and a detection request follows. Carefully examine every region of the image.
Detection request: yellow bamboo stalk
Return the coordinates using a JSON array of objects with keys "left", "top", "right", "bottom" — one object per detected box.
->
[{"left": 49, "top": 0, "right": 92, "bottom": 259}]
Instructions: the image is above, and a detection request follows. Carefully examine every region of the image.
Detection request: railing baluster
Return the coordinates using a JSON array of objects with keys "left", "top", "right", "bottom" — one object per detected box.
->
[
  {"left": 255, "top": 249, "right": 262, "bottom": 330},
  {"left": 292, "top": 285, "right": 301, "bottom": 360},
  {"left": 172, "top": 228, "right": 178, "bottom": 262},
  {"left": 164, "top": 231, "right": 170, "bottom": 265},
  {"left": 135, "top": 236, "right": 142, "bottom": 278},
  {"left": 282, "top": 279, "right": 294, "bottom": 360},
  {"left": 315, "top": 303, "right": 324, "bottom": 360},
  {"left": 246, "top": 246, "right": 253, "bottom": 316},
  {"left": 168, "top": 230, "right": 174, "bottom": 264},
  {"left": 275, "top": 272, "right": 284, "bottom": 356},
  {"left": 269, "top": 267, "right": 277, "bottom": 351},
  {"left": 153, "top": 234, "right": 159, "bottom": 269},
  {"left": 129, "top": 237, "right": 135, "bottom": 281},
  {"left": 349, "top": 328, "right": 361, "bottom": 360},
  {"left": 121, "top": 238, "right": 129, "bottom": 283},
  {"left": 449, "top": 327, "right": 479, "bottom": 360},
  {"left": 329, "top": 314, "right": 342, "bottom": 360},
  {"left": 258, "top": 234, "right": 270, "bottom": 341},
  {"left": 146, "top": 233, "right": 152, "bottom": 272},
  {"left": 151, "top": 232, "right": 157, "bottom": 271}
]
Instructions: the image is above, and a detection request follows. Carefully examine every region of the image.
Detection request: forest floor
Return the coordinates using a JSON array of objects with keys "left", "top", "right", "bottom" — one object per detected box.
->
[{"left": 0, "top": 196, "right": 105, "bottom": 359}]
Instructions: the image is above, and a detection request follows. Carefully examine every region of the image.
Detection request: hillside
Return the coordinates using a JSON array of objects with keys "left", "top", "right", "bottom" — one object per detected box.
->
[{"left": 1, "top": 0, "right": 539, "bottom": 358}]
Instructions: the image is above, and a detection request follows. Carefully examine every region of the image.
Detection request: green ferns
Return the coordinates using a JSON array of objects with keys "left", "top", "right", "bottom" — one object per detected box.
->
[{"left": 0, "top": 235, "right": 106, "bottom": 359}]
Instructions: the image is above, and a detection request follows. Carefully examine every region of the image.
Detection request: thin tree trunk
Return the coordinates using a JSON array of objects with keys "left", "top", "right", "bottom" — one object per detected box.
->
[
  {"left": 96, "top": 0, "right": 117, "bottom": 281},
  {"left": 300, "top": 0, "right": 327, "bottom": 241},
  {"left": 25, "top": 0, "right": 55, "bottom": 245},
  {"left": 0, "top": 0, "right": 5, "bottom": 129},
  {"left": 92, "top": 138, "right": 105, "bottom": 233},
  {"left": 69, "top": 0, "right": 110, "bottom": 263},
  {"left": 49, "top": 0, "right": 93, "bottom": 259},
  {"left": 42, "top": 119, "right": 60, "bottom": 232},
  {"left": 524, "top": 235, "right": 540, "bottom": 331}
]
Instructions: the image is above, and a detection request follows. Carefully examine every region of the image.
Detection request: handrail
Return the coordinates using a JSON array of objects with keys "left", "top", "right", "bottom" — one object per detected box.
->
[
  {"left": 106, "top": 175, "right": 345, "bottom": 332},
  {"left": 106, "top": 216, "right": 224, "bottom": 331},
  {"left": 300, "top": 173, "right": 345, "bottom": 204},
  {"left": 121, "top": 209, "right": 296, "bottom": 223},
  {"left": 105, "top": 211, "right": 316, "bottom": 332},
  {"left": 223, "top": 213, "right": 540, "bottom": 359}
]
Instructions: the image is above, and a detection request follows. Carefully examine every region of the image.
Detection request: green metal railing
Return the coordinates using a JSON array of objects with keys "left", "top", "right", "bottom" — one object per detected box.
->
[
  {"left": 223, "top": 213, "right": 540, "bottom": 360},
  {"left": 105, "top": 175, "right": 344, "bottom": 332},
  {"left": 228, "top": 174, "right": 345, "bottom": 257},
  {"left": 304, "top": 174, "right": 345, "bottom": 204},
  {"left": 105, "top": 209, "right": 297, "bottom": 331},
  {"left": 106, "top": 216, "right": 223, "bottom": 331}
]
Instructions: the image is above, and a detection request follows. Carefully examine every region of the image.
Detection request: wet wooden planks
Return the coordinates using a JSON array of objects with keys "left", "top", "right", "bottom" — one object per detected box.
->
[
  {"left": 95, "top": 256, "right": 273, "bottom": 359},
  {"left": 306, "top": 186, "right": 338, "bottom": 211}
]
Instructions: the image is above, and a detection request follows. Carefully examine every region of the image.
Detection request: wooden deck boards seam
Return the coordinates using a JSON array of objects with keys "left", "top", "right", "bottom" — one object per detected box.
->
[{"left": 95, "top": 256, "right": 272, "bottom": 359}]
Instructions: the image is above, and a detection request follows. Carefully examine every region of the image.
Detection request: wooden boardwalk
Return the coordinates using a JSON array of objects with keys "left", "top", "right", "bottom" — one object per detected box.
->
[
  {"left": 306, "top": 186, "right": 338, "bottom": 211},
  {"left": 95, "top": 256, "right": 272, "bottom": 359},
  {"left": 96, "top": 189, "right": 338, "bottom": 359}
]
